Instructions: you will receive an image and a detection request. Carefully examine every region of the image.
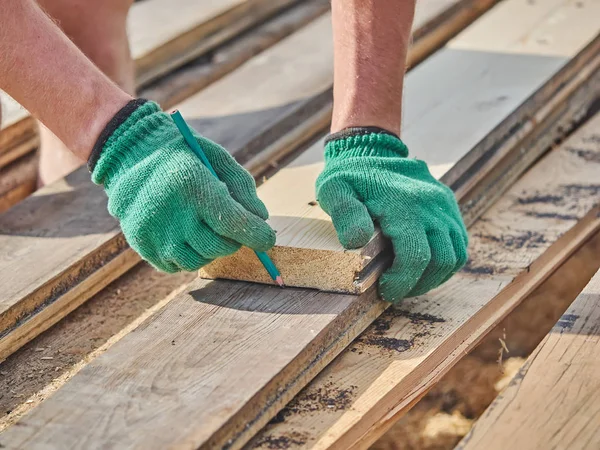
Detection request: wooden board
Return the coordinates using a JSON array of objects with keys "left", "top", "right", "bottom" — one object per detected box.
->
[
  {"left": 130, "top": 0, "right": 299, "bottom": 86},
  {"left": 456, "top": 272, "right": 600, "bottom": 450},
  {"left": 249, "top": 111, "right": 600, "bottom": 450},
  {"left": 200, "top": 0, "right": 600, "bottom": 292},
  {"left": 0, "top": 0, "right": 470, "bottom": 363},
  {"left": 2, "top": 4, "right": 598, "bottom": 450},
  {"left": 3, "top": 116, "right": 600, "bottom": 450},
  {"left": 140, "top": 0, "right": 331, "bottom": 109}
]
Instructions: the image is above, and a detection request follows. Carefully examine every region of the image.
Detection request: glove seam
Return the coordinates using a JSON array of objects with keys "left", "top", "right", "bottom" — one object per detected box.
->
[{"left": 88, "top": 98, "right": 149, "bottom": 173}]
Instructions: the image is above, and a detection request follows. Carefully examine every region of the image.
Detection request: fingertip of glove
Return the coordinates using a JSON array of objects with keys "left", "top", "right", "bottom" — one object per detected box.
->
[
  {"left": 248, "top": 223, "right": 277, "bottom": 252},
  {"left": 339, "top": 223, "right": 374, "bottom": 249},
  {"left": 378, "top": 272, "right": 411, "bottom": 304}
]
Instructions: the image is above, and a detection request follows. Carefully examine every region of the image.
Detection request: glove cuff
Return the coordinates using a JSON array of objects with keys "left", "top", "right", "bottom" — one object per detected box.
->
[
  {"left": 88, "top": 98, "right": 149, "bottom": 173},
  {"left": 324, "top": 127, "right": 409, "bottom": 160},
  {"left": 89, "top": 100, "right": 167, "bottom": 186}
]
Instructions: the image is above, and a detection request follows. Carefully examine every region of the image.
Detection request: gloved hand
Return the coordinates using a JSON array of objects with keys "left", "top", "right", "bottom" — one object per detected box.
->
[
  {"left": 316, "top": 128, "right": 468, "bottom": 303},
  {"left": 89, "top": 99, "right": 275, "bottom": 273}
]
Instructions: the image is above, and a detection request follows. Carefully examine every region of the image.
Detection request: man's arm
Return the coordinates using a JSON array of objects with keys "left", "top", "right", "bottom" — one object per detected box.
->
[
  {"left": 0, "top": 0, "right": 275, "bottom": 273},
  {"left": 331, "top": 0, "right": 415, "bottom": 135},
  {"left": 0, "top": 0, "right": 131, "bottom": 158},
  {"left": 318, "top": 0, "right": 468, "bottom": 303}
]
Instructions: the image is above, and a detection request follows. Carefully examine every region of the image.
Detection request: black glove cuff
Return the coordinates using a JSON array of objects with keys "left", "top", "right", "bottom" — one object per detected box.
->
[
  {"left": 88, "top": 98, "right": 149, "bottom": 173},
  {"left": 324, "top": 126, "right": 399, "bottom": 145}
]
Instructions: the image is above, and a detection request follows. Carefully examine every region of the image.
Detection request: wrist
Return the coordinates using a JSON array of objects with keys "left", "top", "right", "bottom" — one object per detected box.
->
[{"left": 72, "top": 87, "right": 133, "bottom": 161}]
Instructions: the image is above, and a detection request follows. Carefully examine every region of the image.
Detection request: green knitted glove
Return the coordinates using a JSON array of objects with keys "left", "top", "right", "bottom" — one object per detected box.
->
[
  {"left": 316, "top": 128, "right": 468, "bottom": 303},
  {"left": 89, "top": 99, "right": 275, "bottom": 273}
]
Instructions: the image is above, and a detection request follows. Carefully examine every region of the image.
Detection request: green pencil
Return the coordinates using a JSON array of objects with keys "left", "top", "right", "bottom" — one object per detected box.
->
[{"left": 170, "top": 110, "right": 284, "bottom": 287}]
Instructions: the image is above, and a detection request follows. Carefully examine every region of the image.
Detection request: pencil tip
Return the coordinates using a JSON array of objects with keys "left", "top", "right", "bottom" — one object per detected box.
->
[{"left": 275, "top": 276, "right": 285, "bottom": 288}]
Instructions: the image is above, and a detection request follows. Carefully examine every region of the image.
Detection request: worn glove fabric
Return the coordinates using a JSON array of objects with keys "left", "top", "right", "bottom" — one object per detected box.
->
[
  {"left": 316, "top": 128, "right": 468, "bottom": 303},
  {"left": 89, "top": 99, "right": 275, "bottom": 273}
]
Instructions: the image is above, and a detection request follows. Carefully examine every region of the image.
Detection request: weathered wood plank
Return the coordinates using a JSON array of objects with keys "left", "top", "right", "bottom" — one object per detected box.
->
[
  {"left": 130, "top": 0, "right": 300, "bottom": 86},
  {"left": 456, "top": 271, "right": 600, "bottom": 450},
  {"left": 250, "top": 111, "right": 600, "bottom": 450},
  {"left": 0, "top": 0, "right": 470, "bottom": 363},
  {"left": 0, "top": 0, "right": 330, "bottom": 211},
  {"left": 200, "top": 0, "right": 600, "bottom": 292}
]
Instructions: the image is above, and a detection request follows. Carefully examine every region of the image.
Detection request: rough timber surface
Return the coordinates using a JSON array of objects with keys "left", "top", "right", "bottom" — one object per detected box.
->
[
  {"left": 0, "top": 0, "right": 477, "bottom": 363},
  {"left": 130, "top": 0, "right": 299, "bottom": 86},
  {"left": 249, "top": 112, "right": 600, "bottom": 450},
  {"left": 456, "top": 268, "right": 600, "bottom": 450},
  {"left": 200, "top": 0, "right": 600, "bottom": 292}
]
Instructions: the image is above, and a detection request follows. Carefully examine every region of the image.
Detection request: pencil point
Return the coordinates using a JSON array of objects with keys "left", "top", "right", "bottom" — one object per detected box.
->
[{"left": 275, "top": 276, "right": 284, "bottom": 288}]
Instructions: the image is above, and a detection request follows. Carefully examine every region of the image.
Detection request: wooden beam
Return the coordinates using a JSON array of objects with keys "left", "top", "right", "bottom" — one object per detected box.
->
[
  {"left": 456, "top": 274, "right": 600, "bottom": 449},
  {"left": 2, "top": 3, "right": 598, "bottom": 450},
  {"left": 200, "top": 0, "right": 600, "bottom": 292},
  {"left": 0, "top": 0, "right": 468, "bottom": 363},
  {"left": 250, "top": 111, "right": 600, "bottom": 450}
]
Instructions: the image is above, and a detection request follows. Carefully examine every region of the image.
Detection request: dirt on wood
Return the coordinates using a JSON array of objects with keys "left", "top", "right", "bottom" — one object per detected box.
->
[
  {"left": 371, "top": 229, "right": 600, "bottom": 450},
  {"left": 0, "top": 223, "right": 598, "bottom": 449}
]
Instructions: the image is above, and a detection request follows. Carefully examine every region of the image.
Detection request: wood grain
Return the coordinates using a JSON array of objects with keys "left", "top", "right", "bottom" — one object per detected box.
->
[
  {"left": 0, "top": 0, "right": 475, "bottom": 363},
  {"left": 249, "top": 112, "right": 600, "bottom": 450},
  {"left": 130, "top": 0, "right": 300, "bottom": 86},
  {"left": 456, "top": 273, "right": 600, "bottom": 450},
  {"left": 200, "top": 0, "right": 600, "bottom": 292}
]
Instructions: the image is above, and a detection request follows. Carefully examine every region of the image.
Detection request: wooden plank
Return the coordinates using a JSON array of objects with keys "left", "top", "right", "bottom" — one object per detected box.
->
[
  {"left": 456, "top": 269, "right": 600, "bottom": 450},
  {"left": 3, "top": 117, "right": 600, "bottom": 450},
  {"left": 0, "top": 152, "right": 37, "bottom": 214},
  {"left": 130, "top": 0, "right": 300, "bottom": 86},
  {"left": 0, "top": 0, "right": 299, "bottom": 171},
  {"left": 140, "top": 0, "right": 331, "bottom": 109},
  {"left": 250, "top": 112, "right": 600, "bottom": 450},
  {"left": 200, "top": 0, "right": 600, "bottom": 292},
  {"left": 2, "top": 5, "right": 598, "bottom": 450},
  {"left": 0, "top": 0, "right": 468, "bottom": 363}
]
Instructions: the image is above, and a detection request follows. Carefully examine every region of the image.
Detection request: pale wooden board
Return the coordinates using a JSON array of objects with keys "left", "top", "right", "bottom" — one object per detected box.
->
[
  {"left": 0, "top": 0, "right": 472, "bottom": 363},
  {"left": 200, "top": 0, "right": 600, "bottom": 292},
  {"left": 140, "top": 0, "right": 331, "bottom": 109},
  {"left": 249, "top": 112, "right": 600, "bottom": 450},
  {"left": 456, "top": 270, "right": 600, "bottom": 450},
  {"left": 1, "top": 4, "right": 598, "bottom": 450},
  {"left": 130, "top": 0, "right": 299, "bottom": 85}
]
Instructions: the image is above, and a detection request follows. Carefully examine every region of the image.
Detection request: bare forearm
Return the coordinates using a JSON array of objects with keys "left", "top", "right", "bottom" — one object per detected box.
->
[
  {"left": 331, "top": 0, "right": 416, "bottom": 136},
  {"left": 0, "top": 0, "right": 132, "bottom": 159}
]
